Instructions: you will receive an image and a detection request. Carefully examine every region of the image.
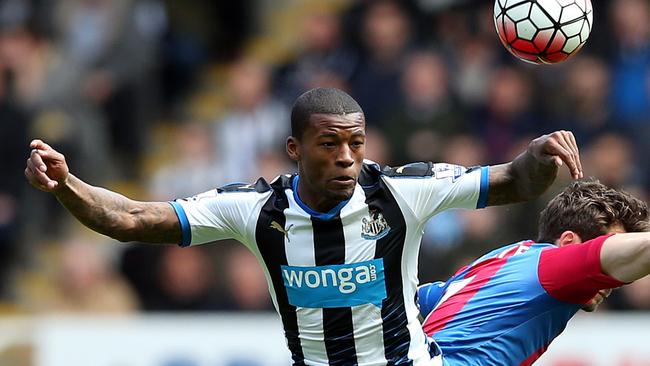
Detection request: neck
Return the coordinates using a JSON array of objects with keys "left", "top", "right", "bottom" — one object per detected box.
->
[{"left": 295, "top": 176, "right": 342, "bottom": 213}]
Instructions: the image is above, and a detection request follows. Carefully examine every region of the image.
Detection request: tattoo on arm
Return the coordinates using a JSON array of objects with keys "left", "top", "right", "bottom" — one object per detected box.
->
[
  {"left": 54, "top": 175, "right": 181, "bottom": 244},
  {"left": 487, "top": 151, "right": 558, "bottom": 206}
]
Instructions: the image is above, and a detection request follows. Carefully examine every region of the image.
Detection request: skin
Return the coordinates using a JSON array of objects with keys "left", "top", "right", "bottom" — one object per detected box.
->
[
  {"left": 487, "top": 130, "right": 582, "bottom": 206},
  {"left": 286, "top": 112, "right": 366, "bottom": 212},
  {"left": 25, "top": 112, "right": 582, "bottom": 243},
  {"left": 25, "top": 140, "right": 180, "bottom": 244},
  {"left": 554, "top": 226, "right": 650, "bottom": 312},
  {"left": 286, "top": 113, "right": 582, "bottom": 211}
]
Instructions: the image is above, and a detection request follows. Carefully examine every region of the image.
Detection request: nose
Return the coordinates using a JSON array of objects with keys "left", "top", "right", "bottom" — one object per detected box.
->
[{"left": 336, "top": 144, "right": 354, "bottom": 167}]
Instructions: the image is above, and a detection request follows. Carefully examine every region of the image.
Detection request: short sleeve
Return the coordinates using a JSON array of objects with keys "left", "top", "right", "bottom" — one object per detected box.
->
[
  {"left": 538, "top": 235, "right": 625, "bottom": 304},
  {"left": 169, "top": 188, "right": 270, "bottom": 247},
  {"left": 382, "top": 163, "right": 489, "bottom": 223}
]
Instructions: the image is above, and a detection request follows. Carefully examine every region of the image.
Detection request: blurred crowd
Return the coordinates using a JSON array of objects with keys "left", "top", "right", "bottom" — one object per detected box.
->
[{"left": 2, "top": 0, "right": 650, "bottom": 314}]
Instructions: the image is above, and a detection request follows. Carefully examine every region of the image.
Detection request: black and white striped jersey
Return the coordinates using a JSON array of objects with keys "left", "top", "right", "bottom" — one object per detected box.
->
[{"left": 170, "top": 161, "right": 489, "bottom": 366}]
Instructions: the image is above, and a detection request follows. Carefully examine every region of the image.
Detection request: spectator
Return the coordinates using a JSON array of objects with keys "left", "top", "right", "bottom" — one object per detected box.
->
[
  {"left": 608, "top": 0, "right": 650, "bottom": 127},
  {"left": 471, "top": 67, "right": 540, "bottom": 163},
  {"left": 222, "top": 246, "right": 273, "bottom": 312},
  {"left": 275, "top": 2, "right": 358, "bottom": 104},
  {"left": 364, "top": 127, "right": 390, "bottom": 166},
  {"left": 149, "top": 122, "right": 225, "bottom": 200},
  {"left": 351, "top": 0, "right": 415, "bottom": 125},
  {"left": 0, "top": 50, "right": 28, "bottom": 296},
  {"left": 4, "top": 0, "right": 650, "bottom": 315},
  {"left": 0, "top": 21, "right": 112, "bottom": 182},
  {"left": 52, "top": 0, "right": 166, "bottom": 176},
  {"left": 30, "top": 234, "right": 138, "bottom": 313},
  {"left": 381, "top": 50, "right": 466, "bottom": 164},
  {"left": 155, "top": 245, "right": 224, "bottom": 311},
  {"left": 583, "top": 133, "right": 642, "bottom": 189},
  {"left": 256, "top": 150, "right": 295, "bottom": 183},
  {"left": 213, "top": 57, "right": 288, "bottom": 183},
  {"left": 550, "top": 56, "right": 614, "bottom": 145}
]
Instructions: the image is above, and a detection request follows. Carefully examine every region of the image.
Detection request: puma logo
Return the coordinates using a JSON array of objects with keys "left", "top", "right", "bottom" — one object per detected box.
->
[{"left": 270, "top": 221, "right": 294, "bottom": 242}]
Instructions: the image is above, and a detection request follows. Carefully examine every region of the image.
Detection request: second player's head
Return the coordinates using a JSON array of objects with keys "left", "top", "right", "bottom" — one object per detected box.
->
[
  {"left": 537, "top": 180, "right": 649, "bottom": 244},
  {"left": 286, "top": 88, "right": 366, "bottom": 207},
  {"left": 537, "top": 180, "right": 649, "bottom": 311}
]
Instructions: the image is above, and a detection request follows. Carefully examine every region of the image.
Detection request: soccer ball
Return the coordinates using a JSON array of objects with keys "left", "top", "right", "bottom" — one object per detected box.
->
[{"left": 494, "top": 0, "right": 593, "bottom": 64}]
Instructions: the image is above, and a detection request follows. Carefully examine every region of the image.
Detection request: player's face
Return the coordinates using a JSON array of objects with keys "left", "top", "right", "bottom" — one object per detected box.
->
[{"left": 288, "top": 112, "right": 366, "bottom": 210}]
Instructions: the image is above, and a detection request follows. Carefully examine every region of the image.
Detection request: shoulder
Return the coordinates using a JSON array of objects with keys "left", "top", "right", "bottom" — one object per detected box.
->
[
  {"left": 466, "top": 241, "right": 547, "bottom": 272},
  {"left": 357, "top": 160, "right": 458, "bottom": 184},
  {"left": 179, "top": 177, "right": 282, "bottom": 206},
  {"left": 380, "top": 161, "right": 484, "bottom": 184},
  {"left": 217, "top": 178, "right": 272, "bottom": 194},
  {"left": 359, "top": 161, "right": 439, "bottom": 183},
  {"left": 215, "top": 175, "right": 296, "bottom": 194},
  {"left": 358, "top": 160, "right": 437, "bottom": 190},
  {"left": 382, "top": 162, "right": 435, "bottom": 178},
  {"left": 360, "top": 160, "right": 480, "bottom": 182}
]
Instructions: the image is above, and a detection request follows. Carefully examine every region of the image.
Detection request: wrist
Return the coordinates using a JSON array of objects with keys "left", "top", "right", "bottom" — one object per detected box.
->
[{"left": 52, "top": 174, "right": 73, "bottom": 196}]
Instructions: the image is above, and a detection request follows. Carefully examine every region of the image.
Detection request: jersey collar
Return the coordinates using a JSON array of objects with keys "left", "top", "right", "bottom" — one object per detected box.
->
[{"left": 292, "top": 176, "right": 351, "bottom": 221}]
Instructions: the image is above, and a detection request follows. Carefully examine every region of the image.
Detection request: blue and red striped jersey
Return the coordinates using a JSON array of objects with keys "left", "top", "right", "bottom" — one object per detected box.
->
[{"left": 419, "top": 235, "right": 623, "bottom": 366}]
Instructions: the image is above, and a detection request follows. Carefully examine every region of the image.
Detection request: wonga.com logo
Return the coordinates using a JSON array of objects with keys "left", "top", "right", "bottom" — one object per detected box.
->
[{"left": 282, "top": 259, "right": 387, "bottom": 308}]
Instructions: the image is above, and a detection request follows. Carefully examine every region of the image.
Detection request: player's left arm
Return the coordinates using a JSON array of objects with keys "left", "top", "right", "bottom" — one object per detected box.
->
[
  {"left": 600, "top": 233, "right": 650, "bottom": 283},
  {"left": 487, "top": 131, "right": 582, "bottom": 206},
  {"left": 538, "top": 235, "right": 626, "bottom": 305}
]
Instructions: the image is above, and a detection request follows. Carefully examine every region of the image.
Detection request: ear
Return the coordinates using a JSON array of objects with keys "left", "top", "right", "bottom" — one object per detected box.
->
[
  {"left": 556, "top": 231, "right": 584, "bottom": 247},
  {"left": 286, "top": 136, "right": 300, "bottom": 162}
]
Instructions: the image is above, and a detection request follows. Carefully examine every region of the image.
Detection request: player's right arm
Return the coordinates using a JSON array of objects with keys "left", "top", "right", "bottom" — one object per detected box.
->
[
  {"left": 600, "top": 233, "right": 650, "bottom": 283},
  {"left": 25, "top": 139, "right": 181, "bottom": 244},
  {"left": 380, "top": 131, "right": 583, "bottom": 223}
]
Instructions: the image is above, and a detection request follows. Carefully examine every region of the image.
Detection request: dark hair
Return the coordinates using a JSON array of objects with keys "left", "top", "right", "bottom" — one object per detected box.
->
[
  {"left": 537, "top": 180, "right": 650, "bottom": 243},
  {"left": 290, "top": 87, "right": 364, "bottom": 139}
]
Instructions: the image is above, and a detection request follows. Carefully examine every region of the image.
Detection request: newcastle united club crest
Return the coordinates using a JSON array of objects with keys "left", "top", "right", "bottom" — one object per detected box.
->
[{"left": 361, "top": 211, "right": 391, "bottom": 240}]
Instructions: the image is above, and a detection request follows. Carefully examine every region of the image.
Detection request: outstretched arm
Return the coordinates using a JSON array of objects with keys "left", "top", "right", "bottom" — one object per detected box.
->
[
  {"left": 600, "top": 233, "right": 650, "bottom": 283},
  {"left": 487, "top": 130, "right": 582, "bottom": 206},
  {"left": 25, "top": 140, "right": 181, "bottom": 244}
]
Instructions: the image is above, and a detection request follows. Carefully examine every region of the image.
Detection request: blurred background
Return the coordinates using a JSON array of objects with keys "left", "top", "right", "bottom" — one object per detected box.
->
[{"left": 1, "top": 0, "right": 650, "bottom": 365}]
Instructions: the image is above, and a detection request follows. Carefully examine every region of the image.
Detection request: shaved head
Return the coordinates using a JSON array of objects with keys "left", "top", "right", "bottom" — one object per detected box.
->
[{"left": 291, "top": 88, "right": 364, "bottom": 139}]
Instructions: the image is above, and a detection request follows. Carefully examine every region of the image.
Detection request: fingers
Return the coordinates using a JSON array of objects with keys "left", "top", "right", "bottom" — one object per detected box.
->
[
  {"left": 32, "top": 147, "right": 64, "bottom": 165},
  {"left": 30, "top": 139, "right": 53, "bottom": 152},
  {"left": 552, "top": 131, "right": 582, "bottom": 179},
  {"left": 29, "top": 141, "right": 65, "bottom": 173},
  {"left": 26, "top": 141, "right": 64, "bottom": 191},
  {"left": 26, "top": 156, "right": 58, "bottom": 189},
  {"left": 558, "top": 130, "right": 582, "bottom": 178},
  {"left": 25, "top": 159, "right": 58, "bottom": 190},
  {"left": 30, "top": 149, "right": 47, "bottom": 172},
  {"left": 565, "top": 131, "right": 583, "bottom": 178},
  {"left": 546, "top": 136, "right": 576, "bottom": 177}
]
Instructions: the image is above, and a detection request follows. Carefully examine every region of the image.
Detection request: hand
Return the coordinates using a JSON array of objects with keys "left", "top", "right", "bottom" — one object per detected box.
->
[
  {"left": 24, "top": 139, "right": 70, "bottom": 192},
  {"left": 528, "top": 130, "right": 583, "bottom": 179}
]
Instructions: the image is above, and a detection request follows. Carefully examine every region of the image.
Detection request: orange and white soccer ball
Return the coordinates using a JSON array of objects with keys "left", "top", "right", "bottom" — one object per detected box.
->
[{"left": 494, "top": 0, "right": 593, "bottom": 64}]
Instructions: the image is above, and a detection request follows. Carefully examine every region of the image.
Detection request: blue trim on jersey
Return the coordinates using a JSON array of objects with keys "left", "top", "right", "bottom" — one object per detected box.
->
[
  {"left": 169, "top": 201, "right": 191, "bottom": 247},
  {"left": 476, "top": 166, "right": 489, "bottom": 209},
  {"left": 292, "top": 176, "right": 350, "bottom": 221}
]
